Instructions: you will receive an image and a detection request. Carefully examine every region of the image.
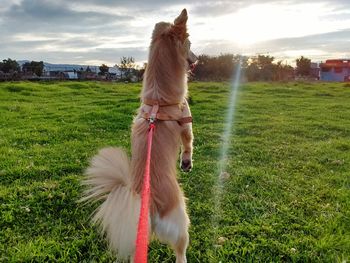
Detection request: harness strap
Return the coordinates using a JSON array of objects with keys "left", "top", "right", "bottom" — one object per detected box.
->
[
  {"left": 177, "top": 116, "right": 193, "bottom": 125},
  {"left": 141, "top": 112, "right": 192, "bottom": 125},
  {"left": 141, "top": 99, "right": 192, "bottom": 125},
  {"left": 143, "top": 98, "right": 180, "bottom": 107}
]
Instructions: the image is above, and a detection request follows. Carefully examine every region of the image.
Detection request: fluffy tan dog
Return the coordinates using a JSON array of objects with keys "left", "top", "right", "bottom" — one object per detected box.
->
[{"left": 81, "top": 9, "right": 197, "bottom": 263}]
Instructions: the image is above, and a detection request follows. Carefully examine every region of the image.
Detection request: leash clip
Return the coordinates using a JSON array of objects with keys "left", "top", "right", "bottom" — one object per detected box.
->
[
  {"left": 148, "top": 104, "right": 159, "bottom": 125},
  {"left": 149, "top": 115, "right": 156, "bottom": 124}
]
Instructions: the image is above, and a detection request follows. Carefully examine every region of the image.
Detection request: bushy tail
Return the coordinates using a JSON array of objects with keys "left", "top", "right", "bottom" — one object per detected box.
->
[{"left": 81, "top": 147, "right": 140, "bottom": 259}]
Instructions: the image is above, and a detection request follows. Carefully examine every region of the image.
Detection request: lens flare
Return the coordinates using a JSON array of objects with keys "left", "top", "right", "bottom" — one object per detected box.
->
[{"left": 212, "top": 56, "right": 242, "bottom": 246}]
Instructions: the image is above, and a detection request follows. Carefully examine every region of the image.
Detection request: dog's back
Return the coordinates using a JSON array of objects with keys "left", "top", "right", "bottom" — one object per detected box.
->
[{"left": 131, "top": 111, "right": 184, "bottom": 217}]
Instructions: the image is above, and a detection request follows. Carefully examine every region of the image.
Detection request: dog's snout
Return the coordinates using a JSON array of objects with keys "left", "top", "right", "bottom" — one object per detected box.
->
[{"left": 188, "top": 50, "right": 198, "bottom": 64}]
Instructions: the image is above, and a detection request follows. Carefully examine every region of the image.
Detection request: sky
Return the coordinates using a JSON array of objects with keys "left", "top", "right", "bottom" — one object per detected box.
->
[{"left": 1, "top": 0, "right": 349, "bottom": 66}]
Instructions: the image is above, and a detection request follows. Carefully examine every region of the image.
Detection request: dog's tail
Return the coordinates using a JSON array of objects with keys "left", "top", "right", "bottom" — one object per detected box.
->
[{"left": 81, "top": 147, "right": 140, "bottom": 259}]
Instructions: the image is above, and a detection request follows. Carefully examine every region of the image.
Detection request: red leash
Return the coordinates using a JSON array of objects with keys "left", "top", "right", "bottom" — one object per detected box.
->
[{"left": 134, "top": 105, "right": 158, "bottom": 263}]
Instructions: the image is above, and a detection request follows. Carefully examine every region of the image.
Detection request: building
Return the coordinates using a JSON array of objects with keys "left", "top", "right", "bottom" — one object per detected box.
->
[
  {"left": 310, "top": 62, "right": 320, "bottom": 80},
  {"left": 61, "top": 71, "right": 78, "bottom": 80},
  {"left": 38, "top": 62, "right": 124, "bottom": 80},
  {"left": 108, "top": 66, "right": 122, "bottom": 80},
  {"left": 17, "top": 60, "right": 139, "bottom": 81},
  {"left": 320, "top": 59, "right": 350, "bottom": 82}
]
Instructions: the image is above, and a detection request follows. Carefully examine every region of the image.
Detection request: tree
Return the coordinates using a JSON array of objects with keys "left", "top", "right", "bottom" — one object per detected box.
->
[
  {"left": 245, "top": 61, "right": 260, "bottom": 81},
  {"left": 246, "top": 55, "right": 275, "bottom": 81},
  {"left": 22, "top": 61, "right": 44, "bottom": 76},
  {"left": 245, "top": 55, "right": 295, "bottom": 81},
  {"left": 296, "top": 56, "right": 311, "bottom": 76},
  {"left": 257, "top": 54, "right": 275, "bottom": 81},
  {"left": 99, "top": 64, "right": 109, "bottom": 76},
  {"left": 0, "top": 58, "right": 20, "bottom": 73},
  {"left": 192, "top": 54, "right": 211, "bottom": 80},
  {"left": 137, "top": 63, "right": 147, "bottom": 81},
  {"left": 193, "top": 54, "right": 246, "bottom": 81},
  {"left": 22, "top": 62, "right": 31, "bottom": 74},
  {"left": 118, "top": 56, "right": 136, "bottom": 80},
  {"left": 273, "top": 61, "right": 294, "bottom": 81}
]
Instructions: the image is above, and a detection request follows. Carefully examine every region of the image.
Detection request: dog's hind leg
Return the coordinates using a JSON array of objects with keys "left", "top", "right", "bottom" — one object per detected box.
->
[
  {"left": 153, "top": 201, "right": 190, "bottom": 263},
  {"left": 174, "top": 233, "right": 189, "bottom": 263}
]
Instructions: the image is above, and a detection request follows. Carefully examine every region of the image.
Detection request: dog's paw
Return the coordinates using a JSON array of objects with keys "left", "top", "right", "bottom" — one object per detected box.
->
[{"left": 181, "top": 159, "right": 192, "bottom": 172}]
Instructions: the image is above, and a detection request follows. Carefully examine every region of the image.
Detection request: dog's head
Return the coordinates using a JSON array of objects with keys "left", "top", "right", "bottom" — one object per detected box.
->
[{"left": 151, "top": 9, "right": 198, "bottom": 70}]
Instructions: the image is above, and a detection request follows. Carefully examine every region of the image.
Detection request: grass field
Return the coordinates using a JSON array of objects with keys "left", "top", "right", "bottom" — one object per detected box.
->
[{"left": 0, "top": 81, "right": 349, "bottom": 262}]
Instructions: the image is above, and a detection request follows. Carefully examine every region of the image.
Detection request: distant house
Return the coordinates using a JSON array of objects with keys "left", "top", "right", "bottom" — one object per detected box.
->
[
  {"left": 108, "top": 67, "right": 122, "bottom": 80},
  {"left": 65, "top": 71, "right": 78, "bottom": 80},
  {"left": 310, "top": 62, "right": 320, "bottom": 80},
  {"left": 42, "top": 63, "right": 122, "bottom": 81},
  {"left": 17, "top": 61, "right": 130, "bottom": 81},
  {"left": 320, "top": 59, "right": 350, "bottom": 82},
  {"left": 43, "top": 63, "right": 99, "bottom": 75},
  {"left": 53, "top": 71, "right": 77, "bottom": 80},
  {"left": 43, "top": 63, "right": 100, "bottom": 80}
]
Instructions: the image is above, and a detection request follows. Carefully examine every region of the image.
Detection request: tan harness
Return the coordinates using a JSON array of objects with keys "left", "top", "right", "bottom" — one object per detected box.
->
[{"left": 140, "top": 98, "right": 192, "bottom": 125}]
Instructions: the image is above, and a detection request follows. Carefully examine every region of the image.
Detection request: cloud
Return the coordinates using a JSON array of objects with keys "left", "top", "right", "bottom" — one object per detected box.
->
[
  {"left": 0, "top": 0, "right": 149, "bottom": 64},
  {"left": 197, "top": 28, "right": 350, "bottom": 62},
  {"left": 0, "top": 0, "right": 350, "bottom": 64},
  {"left": 6, "top": 0, "right": 131, "bottom": 21},
  {"left": 2, "top": 0, "right": 133, "bottom": 33},
  {"left": 255, "top": 29, "right": 350, "bottom": 53}
]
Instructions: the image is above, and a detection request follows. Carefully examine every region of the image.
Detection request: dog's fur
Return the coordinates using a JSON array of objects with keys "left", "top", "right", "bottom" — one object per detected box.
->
[{"left": 81, "top": 9, "right": 196, "bottom": 263}]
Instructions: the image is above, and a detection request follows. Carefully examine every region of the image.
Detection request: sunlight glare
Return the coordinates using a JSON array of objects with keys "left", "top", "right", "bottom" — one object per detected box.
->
[{"left": 192, "top": 2, "right": 348, "bottom": 46}]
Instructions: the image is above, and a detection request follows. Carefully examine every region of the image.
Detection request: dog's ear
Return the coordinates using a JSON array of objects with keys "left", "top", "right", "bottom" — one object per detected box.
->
[
  {"left": 170, "top": 9, "right": 188, "bottom": 42},
  {"left": 174, "top": 9, "right": 188, "bottom": 26}
]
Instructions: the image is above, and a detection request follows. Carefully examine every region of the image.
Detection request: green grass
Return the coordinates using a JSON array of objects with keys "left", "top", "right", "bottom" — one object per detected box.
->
[{"left": 0, "top": 81, "right": 349, "bottom": 262}]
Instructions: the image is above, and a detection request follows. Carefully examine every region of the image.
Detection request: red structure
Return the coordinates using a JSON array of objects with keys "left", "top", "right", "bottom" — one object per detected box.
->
[{"left": 320, "top": 59, "right": 350, "bottom": 82}]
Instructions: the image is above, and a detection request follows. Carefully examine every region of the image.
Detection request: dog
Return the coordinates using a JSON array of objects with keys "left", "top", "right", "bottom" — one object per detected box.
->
[{"left": 81, "top": 9, "right": 197, "bottom": 263}]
